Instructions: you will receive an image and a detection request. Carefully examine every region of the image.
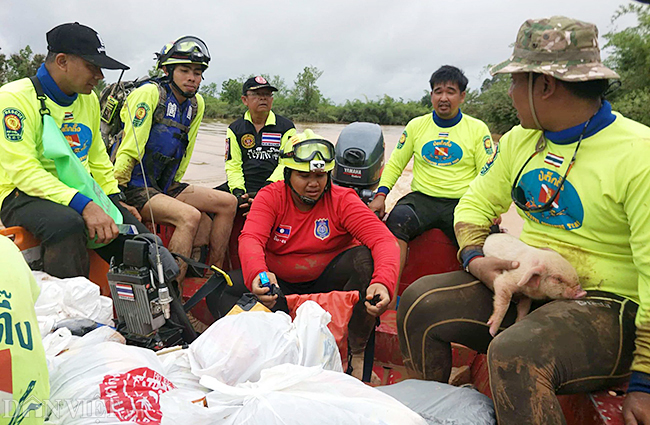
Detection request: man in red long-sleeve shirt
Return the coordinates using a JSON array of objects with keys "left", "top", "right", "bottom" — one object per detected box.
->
[{"left": 206, "top": 130, "right": 400, "bottom": 378}]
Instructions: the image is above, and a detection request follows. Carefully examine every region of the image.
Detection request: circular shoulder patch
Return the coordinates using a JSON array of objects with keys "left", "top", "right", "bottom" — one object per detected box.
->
[
  {"left": 397, "top": 131, "right": 407, "bottom": 149},
  {"left": 2, "top": 108, "right": 26, "bottom": 142},
  {"left": 241, "top": 133, "right": 256, "bottom": 149},
  {"left": 132, "top": 102, "right": 150, "bottom": 127}
]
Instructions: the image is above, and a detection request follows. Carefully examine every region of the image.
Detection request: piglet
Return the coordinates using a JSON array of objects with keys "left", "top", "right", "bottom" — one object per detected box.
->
[{"left": 482, "top": 232, "right": 587, "bottom": 336}]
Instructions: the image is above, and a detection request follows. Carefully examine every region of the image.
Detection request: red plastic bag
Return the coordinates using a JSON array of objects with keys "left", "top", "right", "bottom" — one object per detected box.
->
[{"left": 286, "top": 291, "right": 359, "bottom": 362}]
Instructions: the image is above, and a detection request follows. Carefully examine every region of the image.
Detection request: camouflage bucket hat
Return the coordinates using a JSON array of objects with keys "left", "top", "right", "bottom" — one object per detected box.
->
[{"left": 490, "top": 16, "right": 619, "bottom": 81}]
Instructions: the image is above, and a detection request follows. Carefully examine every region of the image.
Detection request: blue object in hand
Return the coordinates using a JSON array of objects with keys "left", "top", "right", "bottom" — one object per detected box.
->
[{"left": 259, "top": 271, "right": 280, "bottom": 296}]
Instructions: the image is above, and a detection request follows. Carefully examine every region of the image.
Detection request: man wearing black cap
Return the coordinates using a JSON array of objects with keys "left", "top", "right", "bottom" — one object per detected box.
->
[
  {"left": 216, "top": 76, "right": 296, "bottom": 212},
  {"left": 0, "top": 22, "right": 148, "bottom": 278}
]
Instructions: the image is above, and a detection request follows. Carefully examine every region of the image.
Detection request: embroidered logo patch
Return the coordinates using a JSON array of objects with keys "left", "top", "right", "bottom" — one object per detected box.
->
[
  {"left": 314, "top": 218, "right": 330, "bottom": 240},
  {"left": 480, "top": 142, "right": 500, "bottom": 176},
  {"left": 396, "top": 131, "right": 407, "bottom": 149},
  {"left": 517, "top": 168, "right": 584, "bottom": 230},
  {"left": 2, "top": 108, "right": 25, "bottom": 142},
  {"left": 483, "top": 135, "right": 493, "bottom": 154},
  {"left": 421, "top": 139, "right": 463, "bottom": 166},
  {"left": 133, "top": 102, "right": 150, "bottom": 127},
  {"left": 61, "top": 122, "right": 92, "bottom": 161},
  {"left": 225, "top": 137, "right": 230, "bottom": 161},
  {"left": 255, "top": 76, "right": 268, "bottom": 84},
  {"left": 241, "top": 133, "right": 256, "bottom": 149}
]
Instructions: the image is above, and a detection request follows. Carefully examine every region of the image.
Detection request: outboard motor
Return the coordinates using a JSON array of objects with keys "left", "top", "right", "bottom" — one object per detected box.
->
[{"left": 333, "top": 122, "right": 384, "bottom": 204}]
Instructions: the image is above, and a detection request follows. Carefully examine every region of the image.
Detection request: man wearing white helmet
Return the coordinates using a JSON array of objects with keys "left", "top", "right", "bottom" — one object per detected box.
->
[{"left": 114, "top": 36, "right": 237, "bottom": 280}]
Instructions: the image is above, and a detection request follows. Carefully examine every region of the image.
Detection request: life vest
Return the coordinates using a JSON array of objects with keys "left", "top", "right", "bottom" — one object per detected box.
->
[{"left": 128, "top": 83, "right": 197, "bottom": 193}]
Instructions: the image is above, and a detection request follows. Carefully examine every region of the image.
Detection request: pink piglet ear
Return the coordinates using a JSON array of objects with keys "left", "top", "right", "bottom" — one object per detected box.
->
[{"left": 516, "top": 265, "right": 545, "bottom": 288}]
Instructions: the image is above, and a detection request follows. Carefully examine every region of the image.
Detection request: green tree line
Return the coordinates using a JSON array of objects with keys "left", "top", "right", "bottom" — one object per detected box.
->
[{"left": 2, "top": 5, "right": 648, "bottom": 132}]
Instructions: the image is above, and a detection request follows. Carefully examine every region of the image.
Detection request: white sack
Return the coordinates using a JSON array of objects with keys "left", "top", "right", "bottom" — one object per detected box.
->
[
  {"left": 195, "top": 364, "right": 427, "bottom": 425},
  {"left": 188, "top": 311, "right": 299, "bottom": 385},
  {"left": 293, "top": 301, "right": 342, "bottom": 372},
  {"left": 33, "top": 271, "right": 113, "bottom": 327}
]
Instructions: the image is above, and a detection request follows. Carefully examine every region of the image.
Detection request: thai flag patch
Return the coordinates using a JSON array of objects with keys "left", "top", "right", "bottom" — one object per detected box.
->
[
  {"left": 435, "top": 146, "right": 449, "bottom": 156},
  {"left": 275, "top": 224, "right": 291, "bottom": 238},
  {"left": 544, "top": 153, "right": 564, "bottom": 168},
  {"left": 261, "top": 132, "right": 282, "bottom": 147},
  {"left": 116, "top": 283, "right": 135, "bottom": 301},
  {"left": 438, "top": 132, "right": 449, "bottom": 138}
]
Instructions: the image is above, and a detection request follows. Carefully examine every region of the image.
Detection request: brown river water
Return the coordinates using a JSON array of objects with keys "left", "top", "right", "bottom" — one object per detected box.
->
[{"left": 185, "top": 119, "right": 523, "bottom": 236}]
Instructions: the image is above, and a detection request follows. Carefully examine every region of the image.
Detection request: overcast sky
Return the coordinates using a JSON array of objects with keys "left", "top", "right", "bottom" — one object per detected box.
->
[{"left": 0, "top": 0, "right": 639, "bottom": 103}]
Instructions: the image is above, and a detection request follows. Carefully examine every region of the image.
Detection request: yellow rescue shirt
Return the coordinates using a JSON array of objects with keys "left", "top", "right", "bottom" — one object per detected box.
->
[
  {"left": 0, "top": 78, "right": 119, "bottom": 206},
  {"left": 0, "top": 235, "right": 49, "bottom": 424},
  {"left": 378, "top": 111, "right": 493, "bottom": 198},
  {"left": 455, "top": 105, "right": 650, "bottom": 375}
]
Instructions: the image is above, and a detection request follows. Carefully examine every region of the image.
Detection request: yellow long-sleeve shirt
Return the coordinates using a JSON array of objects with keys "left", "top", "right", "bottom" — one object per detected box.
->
[
  {"left": 0, "top": 78, "right": 119, "bottom": 206},
  {"left": 378, "top": 111, "right": 493, "bottom": 198},
  {"left": 455, "top": 109, "right": 650, "bottom": 375}
]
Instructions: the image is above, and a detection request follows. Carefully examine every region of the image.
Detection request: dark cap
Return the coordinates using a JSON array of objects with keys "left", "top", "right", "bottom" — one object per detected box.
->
[
  {"left": 242, "top": 76, "right": 278, "bottom": 95},
  {"left": 46, "top": 22, "right": 129, "bottom": 70}
]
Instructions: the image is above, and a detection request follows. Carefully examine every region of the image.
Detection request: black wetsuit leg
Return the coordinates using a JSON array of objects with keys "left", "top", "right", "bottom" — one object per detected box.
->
[{"left": 397, "top": 271, "right": 637, "bottom": 425}]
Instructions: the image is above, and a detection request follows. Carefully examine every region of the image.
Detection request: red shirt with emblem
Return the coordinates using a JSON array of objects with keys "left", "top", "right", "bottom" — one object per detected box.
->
[{"left": 239, "top": 181, "right": 400, "bottom": 296}]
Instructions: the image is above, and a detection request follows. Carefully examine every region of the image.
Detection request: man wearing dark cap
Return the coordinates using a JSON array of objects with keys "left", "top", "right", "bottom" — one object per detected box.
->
[
  {"left": 398, "top": 16, "right": 650, "bottom": 424},
  {"left": 216, "top": 76, "right": 296, "bottom": 212},
  {"left": 0, "top": 22, "right": 148, "bottom": 278}
]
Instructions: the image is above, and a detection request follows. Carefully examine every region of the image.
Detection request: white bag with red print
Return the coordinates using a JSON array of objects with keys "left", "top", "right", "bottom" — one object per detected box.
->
[{"left": 46, "top": 341, "right": 197, "bottom": 424}]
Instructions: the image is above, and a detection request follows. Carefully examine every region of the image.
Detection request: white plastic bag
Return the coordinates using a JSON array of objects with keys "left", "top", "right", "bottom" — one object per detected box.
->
[
  {"left": 47, "top": 341, "right": 176, "bottom": 424},
  {"left": 197, "top": 364, "right": 428, "bottom": 425},
  {"left": 33, "top": 271, "right": 113, "bottom": 326},
  {"left": 188, "top": 311, "right": 299, "bottom": 385},
  {"left": 157, "top": 347, "right": 209, "bottom": 394},
  {"left": 293, "top": 301, "right": 342, "bottom": 371}
]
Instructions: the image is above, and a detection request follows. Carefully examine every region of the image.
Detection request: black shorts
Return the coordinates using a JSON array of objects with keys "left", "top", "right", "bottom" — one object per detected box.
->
[
  {"left": 385, "top": 191, "right": 459, "bottom": 245},
  {"left": 123, "top": 181, "right": 189, "bottom": 210}
]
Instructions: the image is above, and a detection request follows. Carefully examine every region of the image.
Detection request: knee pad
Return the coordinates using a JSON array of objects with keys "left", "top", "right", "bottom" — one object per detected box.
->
[{"left": 385, "top": 204, "right": 421, "bottom": 242}]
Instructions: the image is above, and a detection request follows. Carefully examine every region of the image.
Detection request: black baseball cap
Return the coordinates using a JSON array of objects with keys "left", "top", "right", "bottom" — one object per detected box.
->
[
  {"left": 46, "top": 22, "right": 129, "bottom": 70},
  {"left": 242, "top": 76, "right": 278, "bottom": 95}
]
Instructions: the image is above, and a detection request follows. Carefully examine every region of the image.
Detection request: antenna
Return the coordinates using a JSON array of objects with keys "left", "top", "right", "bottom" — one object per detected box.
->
[{"left": 122, "top": 95, "right": 173, "bottom": 319}]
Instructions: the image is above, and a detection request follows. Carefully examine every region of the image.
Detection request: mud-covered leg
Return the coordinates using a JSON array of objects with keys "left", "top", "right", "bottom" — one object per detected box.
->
[{"left": 487, "top": 294, "right": 637, "bottom": 425}]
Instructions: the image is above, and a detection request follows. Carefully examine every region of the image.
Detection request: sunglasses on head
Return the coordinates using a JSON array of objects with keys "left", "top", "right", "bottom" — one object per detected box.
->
[{"left": 511, "top": 119, "right": 590, "bottom": 213}]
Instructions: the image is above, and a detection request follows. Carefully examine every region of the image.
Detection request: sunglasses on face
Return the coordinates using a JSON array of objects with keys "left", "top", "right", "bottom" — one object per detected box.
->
[{"left": 511, "top": 119, "right": 590, "bottom": 213}]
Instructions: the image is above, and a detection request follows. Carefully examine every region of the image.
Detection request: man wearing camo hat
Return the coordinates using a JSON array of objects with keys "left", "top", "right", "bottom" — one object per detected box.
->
[{"left": 397, "top": 16, "right": 650, "bottom": 424}]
